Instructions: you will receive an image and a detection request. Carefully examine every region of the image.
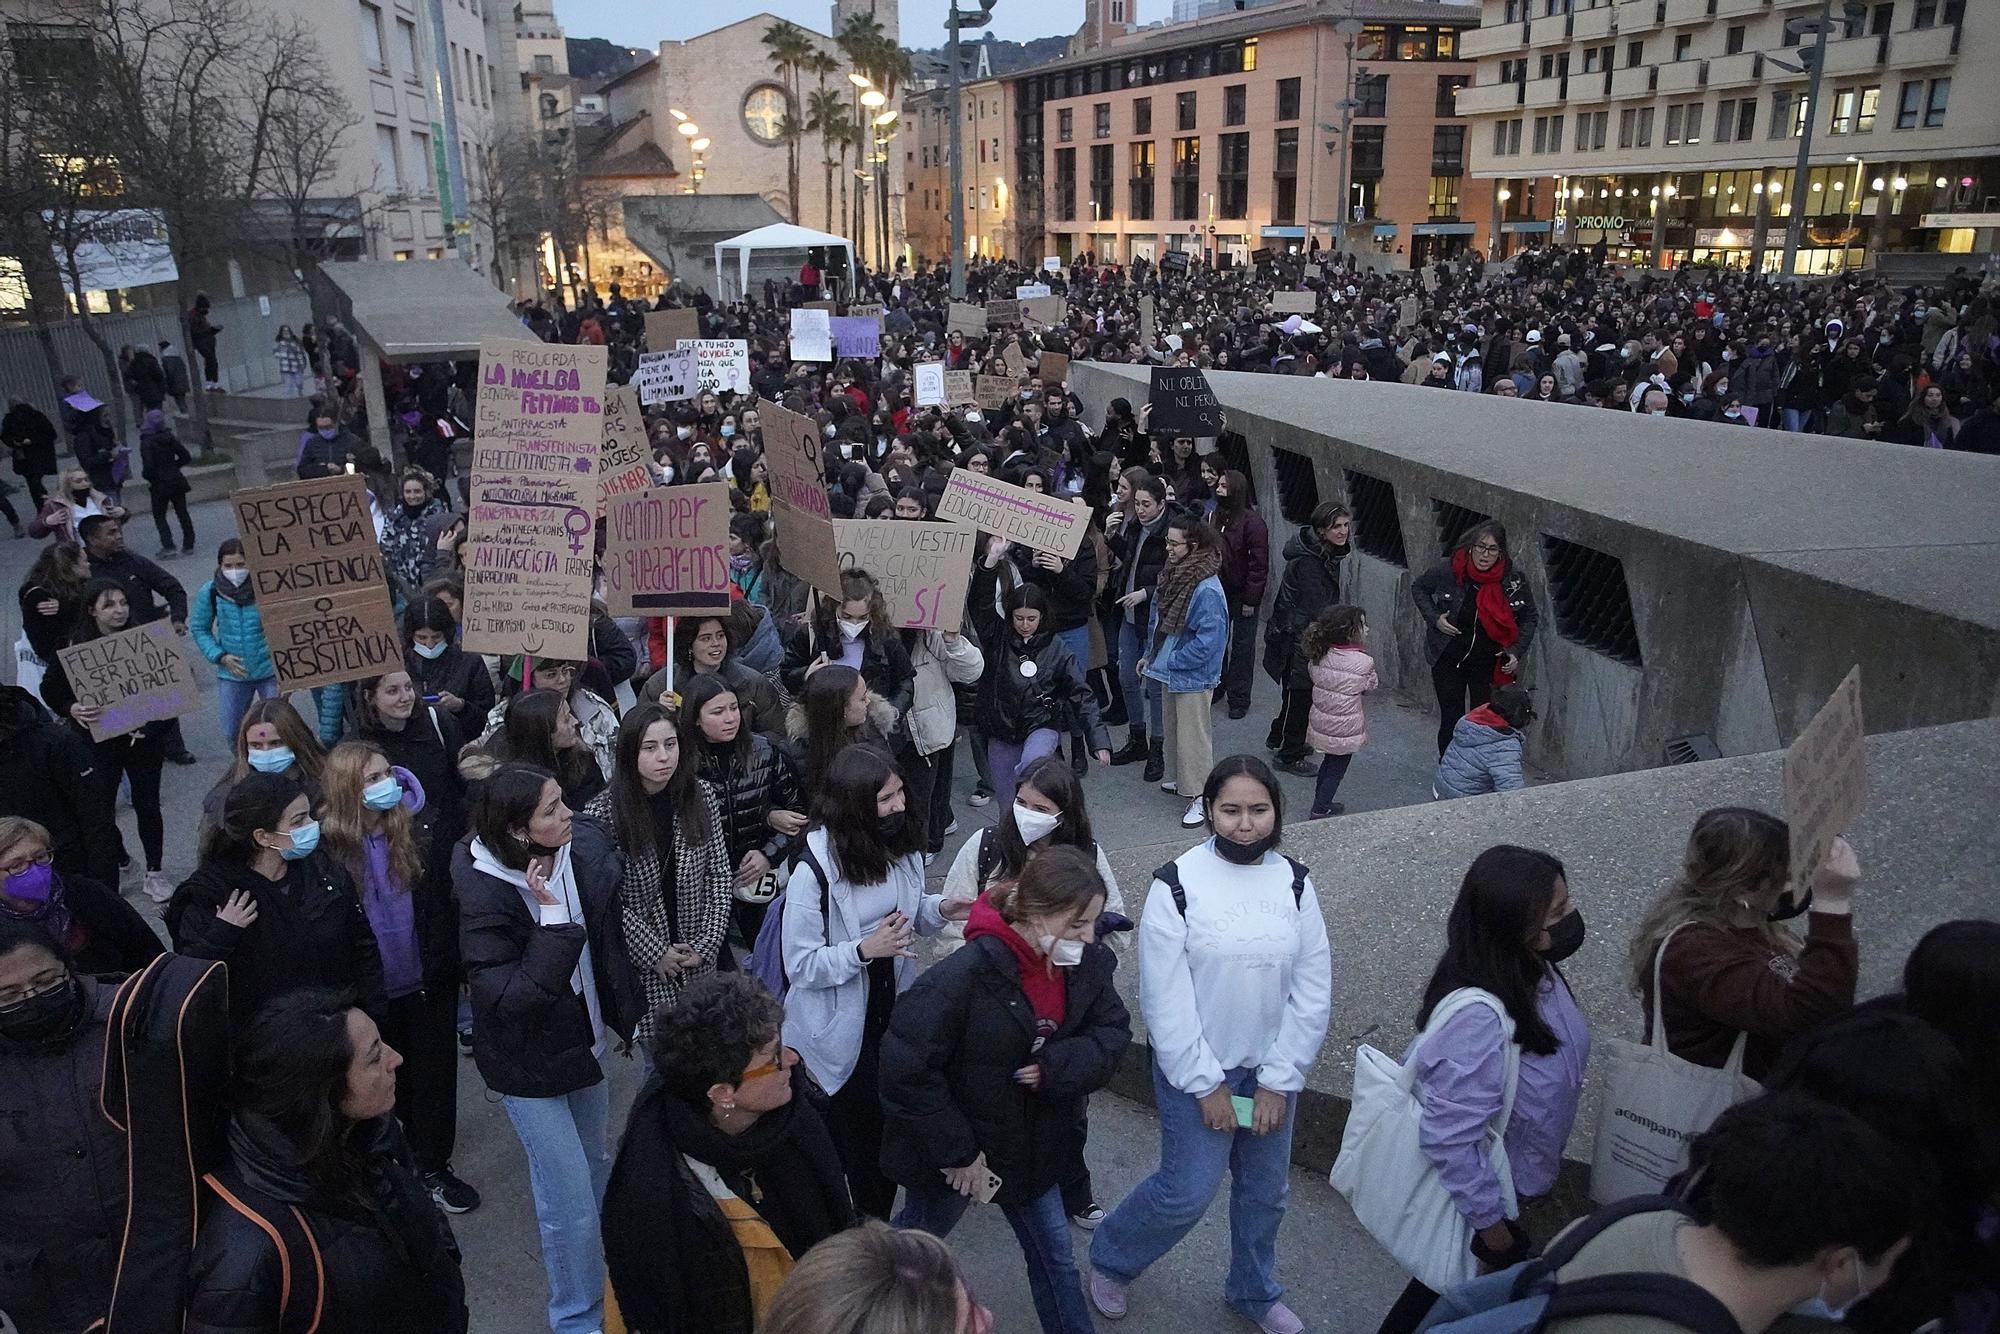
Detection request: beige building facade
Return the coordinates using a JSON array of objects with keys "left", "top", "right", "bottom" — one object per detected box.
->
[
  {"left": 906, "top": 76, "right": 1022, "bottom": 264},
  {"left": 1455, "top": 0, "right": 1998, "bottom": 270}
]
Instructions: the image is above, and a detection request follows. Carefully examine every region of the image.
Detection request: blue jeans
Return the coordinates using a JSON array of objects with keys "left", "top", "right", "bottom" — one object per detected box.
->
[
  {"left": 216, "top": 675, "right": 278, "bottom": 746},
  {"left": 897, "top": 1180, "right": 1095, "bottom": 1334},
  {"left": 1116, "top": 617, "right": 1163, "bottom": 734},
  {"left": 503, "top": 1081, "right": 612, "bottom": 1334},
  {"left": 1091, "top": 1061, "right": 1297, "bottom": 1323}
]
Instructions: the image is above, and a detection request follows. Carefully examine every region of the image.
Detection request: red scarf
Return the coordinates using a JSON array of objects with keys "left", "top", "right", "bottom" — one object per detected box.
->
[
  {"left": 965, "top": 892, "right": 1067, "bottom": 1030},
  {"left": 1452, "top": 549, "right": 1520, "bottom": 684}
]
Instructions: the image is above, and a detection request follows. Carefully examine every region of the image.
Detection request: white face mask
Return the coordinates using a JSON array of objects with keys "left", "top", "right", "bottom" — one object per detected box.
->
[
  {"left": 1037, "top": 935, "right": 1086, "bottom": 967},
  {"left": 1012, "top": 802, "right": 1061, "bottom": 844},
  {"left": 221, "top": 567, "right": 250, "bottom": 586},
  {"left": 838, "top": 617, "right": 868, "bottom": 641}
]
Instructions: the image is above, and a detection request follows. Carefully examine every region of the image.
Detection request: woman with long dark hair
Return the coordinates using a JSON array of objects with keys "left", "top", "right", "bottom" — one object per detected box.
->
[
  {"left": 575, "top": 704, "right": 734, "bottom": 1050},
  {"left": 189, "top": 537, "right": 281, "bottom": 746},
  {"left": 485, "top": 687, "right": 605, "bottom": 809},
  {"left": 781, "top": 743, "right": 958, "bottom": 1218},
  {"left": 973, "top": 585, "right": 1110, "bottom": 809},
  {"left": 1371, "top": 845, "right": 1590, "bottom": 1334},
  {"left": 403, "top": 595, "right": 493, "bottom": 727},
  {"left": 202, "top": 695, "right": 329, "bottom": 829},
  {"left": 1410, "top": 521, "right": 1539, "bottom": 756},
  {"left": 351, "top": 669, "right": 468, "bottom": 870},
  {"left": 484, "top": 656, "right": 619, "bottom": 780},
  {"left": 779, "top": 569, "right": 915, "bottom": 718},
  {"left": 641, "top": 612, "right": 786, "bottom": 741},
  {"left": 185, "top": 989, "right": 468, "bottom": 1333},
  {"left": 790, "top": 662, "right": 894, "bottom": 794},
  {"left": 680, "top": 673, "right": 806, "bottom": 947}
]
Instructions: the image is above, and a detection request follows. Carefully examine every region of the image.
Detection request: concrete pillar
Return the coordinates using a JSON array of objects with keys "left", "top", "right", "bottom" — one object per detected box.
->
[
  {"left": 1749, "top": 182, "right": 1773, "bottom": 275},
  {"left": 1649, "top": 173, "right": 1667, "bottom": 271},
  {"left": 359, "top": 342, "right": 395, "bottom": 468},
  {"left": 1867, "top": 163, "right": 1900, "bottom": 267}
]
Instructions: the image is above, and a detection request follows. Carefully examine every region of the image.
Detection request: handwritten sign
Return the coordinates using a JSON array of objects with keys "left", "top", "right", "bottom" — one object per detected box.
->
[
  {"left": 947, "top": 301, "right": 985, "bottom": 337},
  {"left": 848, "top": 301, "right": 885, "bottom": 317},
  {"left": 830, "top": 315, "right": 881, "bottom": 359},
  {"left": 1147, "top": 365, "right": 1223, "bottom": 436},
  {"left": 1015, "top": 282, "right": 1052, "bottom": 299},
  {"left": 986, "top": 299, "right": 1020, "bottom": 329},
  {"left": 1158, "top": 249, "right": 1189, "bottom": 273},
  {"left": 1399, "top": 294, "right": 1421, "bottom": 331},
  {"left": 633, "top": 346, "right": 697, "bottom": 405},
  {"left": 1782, "top": 666, "right": 1867, "bottom": 891},
  {"left": 1270, "top": 291, "right": 1315, "bottom": 314},
  {"left": 598, "top": 385, "right": 656, "bottom": 514},
  {"left": 1138, "top": 293, "right": 1157, "bottom": 346},
  {"left": 229, "top": 473, "right": 402, "bottom": 691},
  {"left": 757, "top": 397, "right": 844, "bottom": 599},
  {"left": 914, "top": 361, "right": 946, "bottom": 407},
  {"left": 58, "top": 620, "right": 199, "bottom": 741},
  {"left": 790, "top": 307, "right": 832, "bottom": 362},
  {"left": 1038, "top": 352, "right": 1070, "bottom": 386},
  {"left": 936, "top": 468, "right": 1089, "bottom": 559},
  {"left": 644, "top": 308, "right": 699, "bottom": 351},
  {"left": 975, "top": 375, "right": 1015, "bottom": 412},
  {"left": 1304, "top": 262, "right": 1323, "bottom": 281},
  {"left": 944, "top": 369, "right": 975, "bottom": 406},
  {"left": 834, "top": 519, "right": 975, "bottom": 631},
  {"left": 602, "top": 482, "right": 731, "bottom": 616},
  {"left": 1021, "top": 295, "right": 1064, "bottom": 324},
  {"left": 464, "top": 338, "right": 606, "bottom": 660},
  {"left": 1042, "top": 255, "right": 1062, "bottom": 273},
  {"left": 687, "top": 339, "right": 750, "bottom": 394}
]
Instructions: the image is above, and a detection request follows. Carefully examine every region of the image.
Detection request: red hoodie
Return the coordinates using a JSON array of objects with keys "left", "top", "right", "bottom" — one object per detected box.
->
[
  {"left": 1462, "top": 703, "right": 1511, "bottom": 731},
  {"left": 964, "top": 893, "right": 1066, "bottom": 1032}
]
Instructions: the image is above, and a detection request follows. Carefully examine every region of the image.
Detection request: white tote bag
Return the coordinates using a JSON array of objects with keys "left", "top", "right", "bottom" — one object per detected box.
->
[
  {"left": 1330, "top": 987, "right": 1520, "bottom": 1294},
  {"left": 13, "top": 631, "right": 46, "bottom": 700},
  {"left": 1588, "top": 923, "right": 1761, "bottom": 1204}
]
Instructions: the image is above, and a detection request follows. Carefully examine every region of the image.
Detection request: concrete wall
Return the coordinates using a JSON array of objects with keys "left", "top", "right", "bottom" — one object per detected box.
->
[{"left": 1071, "top": 362, "right": 2000, "bottom": 780}]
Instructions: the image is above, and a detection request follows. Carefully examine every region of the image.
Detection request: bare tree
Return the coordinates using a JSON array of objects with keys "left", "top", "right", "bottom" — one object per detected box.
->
[{"left": 251, "top": 65, "right": 359, "bottom": 360}]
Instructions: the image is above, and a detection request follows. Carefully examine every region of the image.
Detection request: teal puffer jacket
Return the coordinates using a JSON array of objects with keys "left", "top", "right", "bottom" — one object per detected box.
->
[{"left": 188, "top": 579, "right": 275, "bottom": 682}]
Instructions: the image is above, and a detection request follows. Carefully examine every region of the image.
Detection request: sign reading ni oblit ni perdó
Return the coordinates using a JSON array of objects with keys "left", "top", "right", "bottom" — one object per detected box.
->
[
  {"left": 935, "top": 468, "right": 1090, "bottom": 560},
  {"left": 229, "top": 473, "right": 402, "bottom": 691},
  {"left": 464, "top": 339, "right": 605, "bottom": 660}
]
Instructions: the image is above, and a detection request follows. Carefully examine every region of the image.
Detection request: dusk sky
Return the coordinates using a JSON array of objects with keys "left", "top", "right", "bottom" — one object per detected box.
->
[{"left": 554, "top": 0, "right": 1080, "bottom": 54}]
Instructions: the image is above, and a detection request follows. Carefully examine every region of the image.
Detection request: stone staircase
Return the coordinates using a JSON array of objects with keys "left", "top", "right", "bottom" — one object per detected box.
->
[{"left": 52, "top": 391, "right": 311, "bottom": 514}]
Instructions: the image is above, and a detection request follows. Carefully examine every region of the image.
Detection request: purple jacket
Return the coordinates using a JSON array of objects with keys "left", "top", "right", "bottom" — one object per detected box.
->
[
  {"left": 358, "top": 767, "right": 427, "bottom": 998},
  {"left": 1407, "top": 970, "right": 1590, "bottom": 1229}
]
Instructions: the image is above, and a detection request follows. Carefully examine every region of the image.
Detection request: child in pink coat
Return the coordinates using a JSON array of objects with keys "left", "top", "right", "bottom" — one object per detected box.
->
[{"left": 1303, "top": 604, "right": 1377, "bottom": 817}]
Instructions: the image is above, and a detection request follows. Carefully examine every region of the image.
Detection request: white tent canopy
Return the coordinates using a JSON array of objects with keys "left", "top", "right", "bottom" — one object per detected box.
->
[{"left": 713, "top": 223, "right": 856, "bottom": 301}]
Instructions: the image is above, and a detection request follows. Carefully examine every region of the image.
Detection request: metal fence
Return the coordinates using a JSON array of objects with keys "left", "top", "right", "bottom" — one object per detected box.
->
[{"left": 0, "top": 287, "right": 313, "bottom": 422}]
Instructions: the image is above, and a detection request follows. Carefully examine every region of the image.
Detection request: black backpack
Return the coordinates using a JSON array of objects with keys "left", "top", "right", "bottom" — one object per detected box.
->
[{"left": 1152, "top": 854, "right": 1311, "bottom": 915}]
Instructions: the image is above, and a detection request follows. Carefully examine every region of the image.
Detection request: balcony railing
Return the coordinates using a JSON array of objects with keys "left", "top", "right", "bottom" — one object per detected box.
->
[
  {"left": 1657, "top": 58, "right": 1706, "bottom": 92},
  {"left": 1889, "top": 22, "right": 1957, "bottom": 67},
  {"left": 1615, "top": 0, "right": 1663, "bottom": 35},
  {"left": 1705, "top": 51, "right": 1760, "bottom": 89},
  {"left": 1454, "top": 80, "right": 1525, "bottom": 115},
  {"left": 1457, "top": 24, "right": 1522, "bottom": 60}
]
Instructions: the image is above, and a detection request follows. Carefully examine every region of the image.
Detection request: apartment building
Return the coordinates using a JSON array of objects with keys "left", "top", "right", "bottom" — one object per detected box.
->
[
  {"left": 905, "top": 76, "right": 1021, "bottom": 264},
  {"left": 1456, "top": 0, "right": 1996, "bottom": 272}
]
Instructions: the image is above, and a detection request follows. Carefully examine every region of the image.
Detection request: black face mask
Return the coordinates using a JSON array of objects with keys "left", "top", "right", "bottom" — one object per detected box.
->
[
  {"left": 1767, "top": 887, "right": 1814, "bottom": 922},
  {"left": 1539, "top": 909, "right": 1586, "bottom": 963},
  {"left": 876, "top": 810, "right": 907, "bottom": 840},
  {"left": 0, "top": 972, "right": 84, "bottom": 1052},
  {"left": 1213, "top": 830, "right": 1277, "bottom": 866}
]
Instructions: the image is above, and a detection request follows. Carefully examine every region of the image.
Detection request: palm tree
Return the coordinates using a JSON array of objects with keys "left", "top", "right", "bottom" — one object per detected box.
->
[
  {"left": 804, "top": 87, "right": 849, "bottom": 234},
  {"left": 760, "top": 20, "right": 813, "bottom": 222}
]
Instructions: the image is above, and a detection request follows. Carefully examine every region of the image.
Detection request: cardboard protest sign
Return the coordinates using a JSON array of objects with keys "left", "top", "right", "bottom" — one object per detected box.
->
[
  {"left": 985, "top": 299, "right": 1020, "bottom": 328},
  {"left": 790, "top": 307, "right": 832, "bottom": 362},
  {"left": 1042, "top": 256, "right": 1062, "bottom": 273},
  {"left": 1158, "top": 249, "right": 1190, "bottom": 273},
  {"left": 598, "top": 385, "right": 656, "bottom": 514},
  {"left": 1782, "top": 666, "right": 1867, "bottom": 891},
  {"left": 936, "top": 468, "right": 1090, "bottom": 559},
  {"left": 58, "top": 620, "right": 199, "bottom": 741},
  {"left": 602, "top": 482, "right": 731, "bottom": 616},
  {"left": 829, "top": 315, "right": 881, "bottom": 359},
  {"left": 947, "top": 301, "right": 985, "bottom": 336},
  {"left": 1021, "top": 295, "right": 1064, "bottom": 324},
  {"left": 1147, "top": 366, "right": 1224, "bottom": 436},
  {"left": 1039, "top": 352, "right": 1070, "bottom": 385},
  {"left": 848, "top": 301, "right": 885, "bottom": 317},
  {"left": 996, "top": 340, "right": 1026, "bottom": 378},
  {"left": 975, "top": 374, "right": 1015, "bottom": 411},
  {"left": 1398, "top": 294, "right": 1421, "bottom": 331},
  {"left": 1270, "top": 291, "right": 1315, "bottom": 314},
  {"left": 944, "top": 369, "right": 975, "bottom": 405},
  {"left": 687, "top": 339, "right": 750, "bottom": 393},
  {"left": 1250, "top": 247, "right": 1274, "bottom": 265},
  {"left": 1138, "top": 293, "right": 1157, "bottom": 346},
  {"left": 803, "top": 298, "right": 836, "bottom": 313},
  {"left": 633, "top": 346, "right": 697, "bottom": 405},
  {"left": 834, "top": 519, "right": 975, "bottom": 631},
  {"left": 913, "top": 361, "right": 947, "bottom": 407},
  {"left": 464, "top": 338, "right": 606, "bottom": 660},
  {"left": 757, "top": 397, "right": 844, "bottom": 599},
  {"left": 644, "top": 308, "right": 699, "bottom": 351},
  {"left": 1015, "top": 282, "right": 1051, "bottom": 299},
  {"left": 1303, "top": 262, "right": 1323, "bottom": 281},
  {"left": 229, "top": 473, "right": 402, "bottom": 690}
]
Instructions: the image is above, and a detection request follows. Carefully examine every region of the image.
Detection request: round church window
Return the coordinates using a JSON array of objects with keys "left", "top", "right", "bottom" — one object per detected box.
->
[{"left": 742, "top": 86, "right": 791, "bottom": 145}]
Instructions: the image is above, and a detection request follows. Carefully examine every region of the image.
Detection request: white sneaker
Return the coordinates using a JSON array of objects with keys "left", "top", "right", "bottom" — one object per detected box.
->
[
  {"left": 1180, "top": 798, "right": 1206, "bottom": 828},
  {"left": 1159, "top": 779, "right": 1178, "bottom": 793},
  {"left": 943, "top": 818, "right": 959, "bottom": 837},
  {"left": 142, "top": 871, "right": 176, "bottom": 904}
]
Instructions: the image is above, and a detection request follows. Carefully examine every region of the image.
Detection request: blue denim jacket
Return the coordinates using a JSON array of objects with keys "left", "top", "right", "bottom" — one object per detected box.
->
[{"left": 1143, "top": 575, "right": 1229, "bottom": 693}]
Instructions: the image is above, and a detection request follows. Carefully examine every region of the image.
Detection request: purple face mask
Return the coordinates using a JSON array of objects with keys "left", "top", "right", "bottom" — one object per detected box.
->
[{"left": 3, "top": 862, "right": 54, "bottom": 904}]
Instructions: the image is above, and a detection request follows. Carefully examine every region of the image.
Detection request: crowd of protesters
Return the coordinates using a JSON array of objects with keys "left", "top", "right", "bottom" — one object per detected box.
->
[{"left": 1, "top": 241, "right": 1997, "bottom": 1334}]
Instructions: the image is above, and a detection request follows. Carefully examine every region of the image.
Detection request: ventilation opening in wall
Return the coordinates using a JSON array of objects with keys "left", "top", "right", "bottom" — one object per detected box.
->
[
  {"left": 1271, "top": 446, "right": 1318, "bottom": 524},
  {"left": 1344, "top": 470, "right": 1407, "bottom": 567},
  {"left": 1541, "top": 535, "right": 1644, "bottom": 667},
  {"left": 1432, "top": 500, "right": 1491, "bottom": 557}
]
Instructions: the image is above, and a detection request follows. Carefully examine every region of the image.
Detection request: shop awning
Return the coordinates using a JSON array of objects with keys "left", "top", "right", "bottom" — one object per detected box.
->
[
  {"left": 1259, "top": 226, "right": 1307, "bottom": 238},
  {"left": 1412, "top": 223, "right": 1477, "bottom": 236},
  {"left": 1371, "top": 223, "right": 1399, "bottom": 238},
  {"left": 1502, "top": 220, "right": 1553, "bottom": 234}
]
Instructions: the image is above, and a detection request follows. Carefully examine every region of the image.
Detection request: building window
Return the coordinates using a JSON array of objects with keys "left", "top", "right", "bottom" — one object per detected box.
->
[
  {"left": 1724, "top": 24, "right": 1746, "bottom": 54},
  {"left": 1130, "top": 141, "right": 1154, "bottom": 219},
  {"left": 1090, "top": 143, "right": 1114, "bottom": 219},
  {"left": 1095, "top": 102, "right": 1111, "bottom": 137},
  {"left": 1437, "top": 29, "right": 1457, "bottom": 58},
  {"left": 374, "top": 123, "right": 401, "bottom": 191},
  {"left": 1356, "top": 25, "right": 1387, "bottom": 59},
  {"left": 1432, "top": 123, "right": 1466, "bottom": 173},
  {"left": 1617, "top": 107, "right": 1636, "bottom": 148},
  {"left": 1243, "top": 37, "right": 1257, "bottom": 70},
  {"left": 358, "top": 2, "right": 386, "bottom": 71},
  {"left": 1924, "top": 77, "right": 1950, "bottom": 127},
  {"left": 1176, "top": 91, "right": 1196, "bottom": 131},
  {"left": 1625, "top": 39, "right": 1643, "bottom": 67},
  {"left": 1218, "top": 84, "right": 1243, "bottom": 126},
  {"left": 394, "top": 18, "right": 418, "bottom": 80},
  {"left": 1217, "top": 131, "right": 1248, "bottom": 218},
  {"left": 409, "top": 129, "right": 433, "bottom": 193},
  {"left": 1355, "top": 72, "right": 1388, "bottom": 118},
  {"left": 1171, "top": 135, "right": 1199, "bottom": 219},
  {"left": 1829, "top": 86, "right": 1879, "bottom": 134},
  {"left": 1054, "top": 147, "right": 1076, "bottom": 219},
  {"left": 1352, "top": 124, "right": 1386, "bottom": 174},
  {"left": 1636, "top": 106, "right": 1653, "bottom": 146},
  {"left": 1770, "top": 89, "right": 1807, "bottom": 138},
  {"left": 1427, "top": 175, "right": 1460, "bottom": 219},
  {"left": 1058, "top": 107, "right": 1073, "bottom": 142},
  {"left": 1273, "top": 127, "right": 1298, "bottom": 222},
  {"left": 1531, "top": 115, "right": 1551, "bottom": 154},
  {"left": 1397, "top": 26, "right": 1432, "bottom": 60},
  {"left": 1435, "top": 75, "right": 1467, "bottom": 116},
  {"left": 1134, "top": 97, "right": 1151, "bottom": 134},
  {"left": 1664, "top": 102, "right": 1700, "bottom": 144},
  {"left": 1672, "top": 33, "right": 1691, "bottom": 60},
  {"left": 1276, "top": 77, "right": 1300, "bottom": 121}
]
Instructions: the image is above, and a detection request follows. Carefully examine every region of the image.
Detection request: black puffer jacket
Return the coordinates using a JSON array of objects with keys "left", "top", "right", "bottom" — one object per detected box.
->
[
  {"left": 453, "top": 839, "right": 630, "bottom": 1098},
  {"left": 1411, "top": 556, "right": 1539, "bottom": 666},
  {"left": 1267, "top": 527, "right": 1351, "bottom": 688},
  {"left": 879, "top": 932, "right": 1129, "bottom": 1206},
  {"left": 1014, "top": 538, "right": 1099, "bottom": 634},
  {"left": 778, "top": 621, "right": 915, "bottom": 722},
  {"left": 404, "top": 644, "right": 495, "bottom": 733},
  {"left": 0, "top": 685, "right": 119, "bottom": 885},
  {"left": 166, "top": 855, "right": 386, "bottom": 1025},
  {"left": 185, "top": 1113, "right": 467, "bottom": 1334},
  {"left": 974, "top": 628, "right": 1108, "bottom": 750},
  {"left": 0, "top": 976, "right": 125, "bottom": 1334},
  {"left": 692, "top": 734, "right": 803, "bottom": 869},
  {"left": 1105, "top": 511, "right": 1169, "bottom": 619}
]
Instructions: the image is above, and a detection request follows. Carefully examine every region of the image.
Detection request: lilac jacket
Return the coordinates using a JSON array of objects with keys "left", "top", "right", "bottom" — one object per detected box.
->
[{"left": 1406, "top": 970, "right": 1590, "bottom": 1229}]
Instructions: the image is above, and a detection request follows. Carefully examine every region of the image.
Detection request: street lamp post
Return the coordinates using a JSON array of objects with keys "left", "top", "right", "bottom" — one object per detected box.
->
[
  {"left": 1331, "top": 10, "right": 1363, "bottom": 254},
  {"left": 947, "top": 0, "right": 997, "bottom": 299},
  {"left": 1771, "top": 0, "right": 1856, "bottom": 278}
]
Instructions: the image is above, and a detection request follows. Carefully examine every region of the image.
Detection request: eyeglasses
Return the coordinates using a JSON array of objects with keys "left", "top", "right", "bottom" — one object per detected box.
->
[
  {"left": 739, "top": 1047, "right": 796, "bottom": 1083},
  {"left": 0, "top": 848, "right": 53, "bottom": 879},
  {"left": 0, "top": 967, "right": 66, "bottom": 1008},
  {"left": 1470, "top": 543, "right": 1502, "bottom": 555}
]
